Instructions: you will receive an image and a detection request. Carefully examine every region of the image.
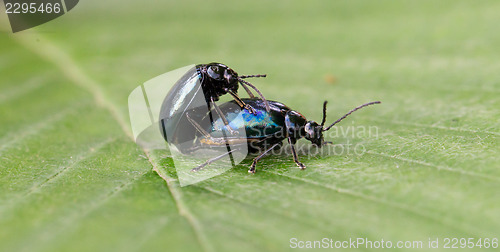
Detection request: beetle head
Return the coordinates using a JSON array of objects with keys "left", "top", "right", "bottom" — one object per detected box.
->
[
  {"left": 304, "top": 121, "right": 324, "bottom": 146},
  {"left": 206, "top": 62, "right": 239, "bottom": 93},
  {"left": 304, "top": 101, "right": 328, "bottom": 146}
]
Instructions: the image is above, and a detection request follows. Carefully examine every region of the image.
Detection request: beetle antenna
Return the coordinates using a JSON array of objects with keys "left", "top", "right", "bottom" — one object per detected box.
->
[
  {"left": 239, "top": 74, "right": 267, "bottom": 79},
  {"left": 238, "top": 78, "right": 271, "bottom": 112},
  {"left": 323, "top": 101, "right": 381, "bottom": 131},
  {"left": 320, "top": 101, "right": 328, "bottom": 127}
]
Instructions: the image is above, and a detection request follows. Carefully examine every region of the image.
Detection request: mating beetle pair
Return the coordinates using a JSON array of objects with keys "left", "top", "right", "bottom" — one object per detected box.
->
[{"left": 159, "top": 62, "right": 380, "bottom": 173}]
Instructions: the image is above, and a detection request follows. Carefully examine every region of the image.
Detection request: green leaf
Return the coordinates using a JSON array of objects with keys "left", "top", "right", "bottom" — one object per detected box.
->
[{"left": 1, "top": 1, "right": 499, "bottom": 251}]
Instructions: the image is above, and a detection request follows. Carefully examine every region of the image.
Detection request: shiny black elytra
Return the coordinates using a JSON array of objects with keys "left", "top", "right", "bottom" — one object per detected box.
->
[{"left": 188, "top": 98, "right": 381, "bottom": 173}]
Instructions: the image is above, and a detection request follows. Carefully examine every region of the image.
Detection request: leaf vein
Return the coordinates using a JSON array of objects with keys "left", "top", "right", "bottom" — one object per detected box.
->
[
  {"left": 368, "top": 118, "right": 500, "bottom": 136},
  {"left": 263, "top": 170, "right": 488, "bottom": 237},
  {"left": 0, "top": 107, "right": 77, "bottom": 155},
  {"left": 9, "top": 30, "right": 212, "bottom": 252},
  {"left": 149, "top": 153, "right": 214, "bottom": 252},
  {"left": 366, "top": 150, "right": 500, "bottom": 182}
]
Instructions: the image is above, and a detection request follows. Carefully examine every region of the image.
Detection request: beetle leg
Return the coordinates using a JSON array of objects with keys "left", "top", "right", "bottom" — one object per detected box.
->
[
  {"left": 186, "top": 112, "right": 211, "bottom": 138},
  {"left": 211, "top": 97, "right": 238, "bottom": 135},
  {"left": 240, "top": 83, "right": 256, "bottom": 98},
  {"left": 249, "top": 142, "right": 282, "bottom": 173},
  {"left": 288, "top": 137, "right": 306, "bottom": 170},
  {"left": 238, "top": 78, "right": 271, "bottom": 112},
  {"left": 191, "top": 149, "right": 238, "bottom": 172},
  {"left": 226, "top": 89, "right": 256, "bottom": 114}
]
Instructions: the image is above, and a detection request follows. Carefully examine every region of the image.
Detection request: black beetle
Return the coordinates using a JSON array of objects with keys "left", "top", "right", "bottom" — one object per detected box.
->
[
  {"left": 186, "top": 98, "right": 381, "bottom": 173},
  {"left": 159, "top": 63, "right": 269, "bottom": 147},
  {"left": 196, "top": 62, "right": 270, "bottom": 112}
]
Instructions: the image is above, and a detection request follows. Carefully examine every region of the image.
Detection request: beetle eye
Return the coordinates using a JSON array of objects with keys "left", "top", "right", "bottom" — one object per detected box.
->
[
  {"left": 304, "top": 123, "right": 314, "bottom": 137},
  {"left": 207, "top": 66, "right": 221, "bottom": 79}
]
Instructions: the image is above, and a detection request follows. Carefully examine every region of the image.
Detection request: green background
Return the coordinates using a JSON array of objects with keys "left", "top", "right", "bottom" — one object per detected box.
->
[{"left": 1, "top": 0, "right": 499, "bottom": 251}]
